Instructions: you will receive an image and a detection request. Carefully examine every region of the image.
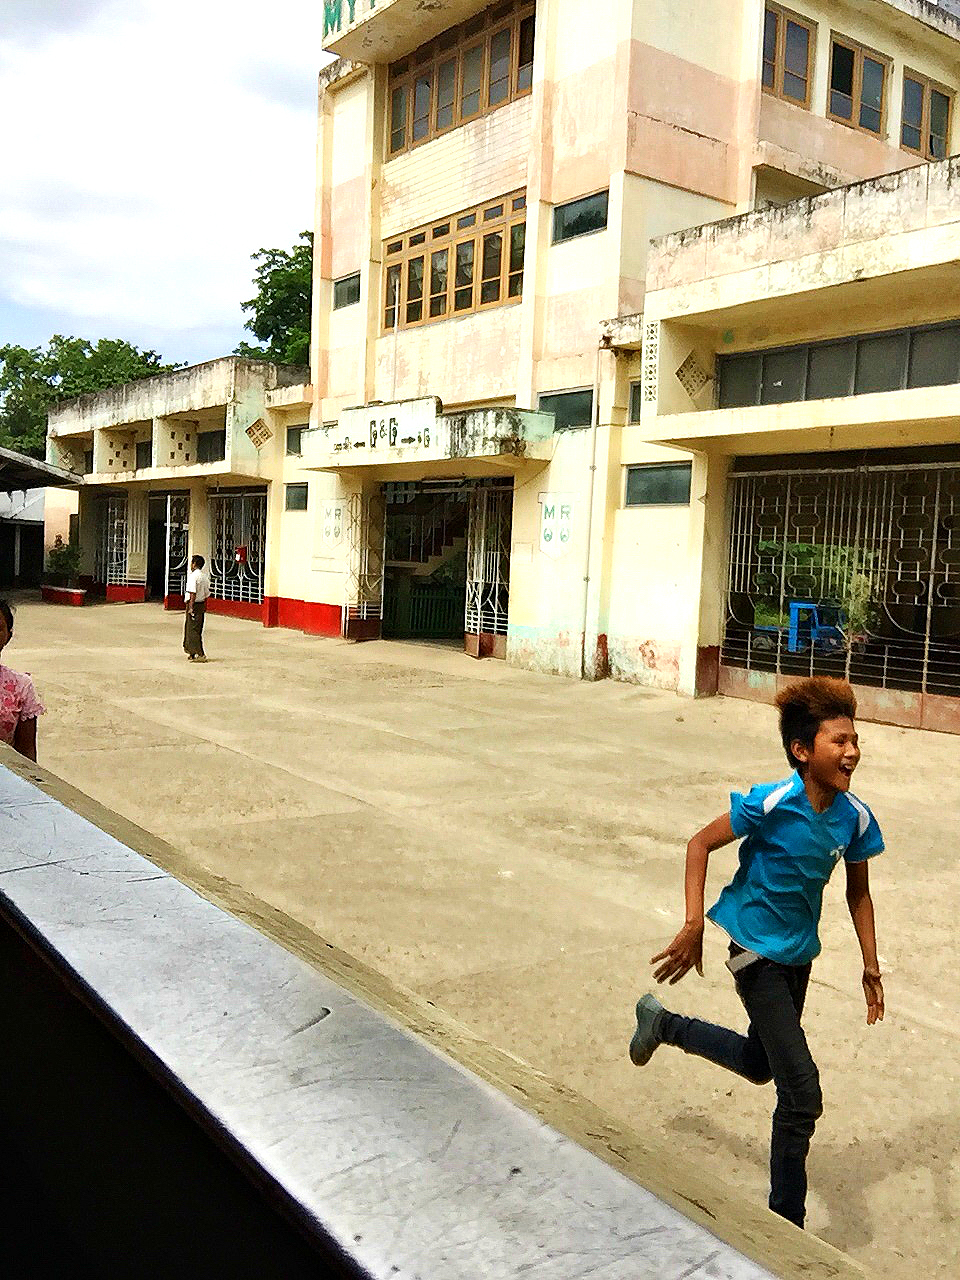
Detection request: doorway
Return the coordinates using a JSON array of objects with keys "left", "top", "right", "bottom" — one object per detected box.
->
[
  {"left": 374, "top": 477, "right": 513, "bottom": 654},
  {"left": 146, "top": 493, "right": 190, "bottom": 602}
]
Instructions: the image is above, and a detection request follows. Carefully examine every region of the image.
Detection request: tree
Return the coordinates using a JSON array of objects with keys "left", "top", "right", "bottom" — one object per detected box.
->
[
  {"left": 234, "top": 231, "right": 312, "bottom": 369},
  {"left": 0, "top": 336, "right": 181, "bottom": 459}
]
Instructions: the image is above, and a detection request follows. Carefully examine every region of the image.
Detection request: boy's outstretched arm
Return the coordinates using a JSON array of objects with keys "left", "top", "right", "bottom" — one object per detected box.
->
[
  {"left": 845, "top": 860, "right": 884, "bottom": 1025},
  {"left": 651, "top": 814, "right": 736, "bottom": 984}
]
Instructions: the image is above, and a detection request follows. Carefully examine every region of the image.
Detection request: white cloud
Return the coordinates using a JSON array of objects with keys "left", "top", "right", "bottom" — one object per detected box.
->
[{"left": 0, "top": 0, "right": 330, "bottom": 362}]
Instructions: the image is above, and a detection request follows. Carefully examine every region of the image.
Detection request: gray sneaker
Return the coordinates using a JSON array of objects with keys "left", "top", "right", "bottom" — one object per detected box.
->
[{"left": 629, "top": 993, "right": 665, "bottom": 1066}]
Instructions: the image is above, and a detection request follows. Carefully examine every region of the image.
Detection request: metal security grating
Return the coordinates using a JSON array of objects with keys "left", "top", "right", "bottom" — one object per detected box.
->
[
  {"left": 210, "top": 488, "right": 267, "bottom": 604},
  {"left": 465, "top": 486, "right": 512, "bottom": 637},
  {"left": 723, "top": 463, "right": 960, "bottom": 695}
]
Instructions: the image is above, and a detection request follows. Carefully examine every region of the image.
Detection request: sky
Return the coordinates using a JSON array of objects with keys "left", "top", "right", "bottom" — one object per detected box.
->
[{"left": 0, "top": 0, "right": 330, "bottom": 366}]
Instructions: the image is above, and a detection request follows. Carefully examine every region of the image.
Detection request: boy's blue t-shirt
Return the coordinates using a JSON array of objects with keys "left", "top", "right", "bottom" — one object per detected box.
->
[{"left": 707, "top": 771, "right": 884, "bottom": 966}]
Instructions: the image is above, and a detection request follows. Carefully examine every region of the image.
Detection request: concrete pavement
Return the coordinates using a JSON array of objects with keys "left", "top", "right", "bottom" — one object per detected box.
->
[{"left": 9, "top": 596, "right": 960, "bottom": 1279}]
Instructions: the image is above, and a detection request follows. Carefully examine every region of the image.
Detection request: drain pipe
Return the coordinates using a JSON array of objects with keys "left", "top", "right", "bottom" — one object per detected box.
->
[{"left": 580, "top": 335, "right": 612, "bottom": 680}]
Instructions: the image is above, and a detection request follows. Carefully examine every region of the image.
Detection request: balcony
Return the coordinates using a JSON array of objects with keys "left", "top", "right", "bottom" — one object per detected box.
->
[
  {"left": 323, "top": 0, "right": 486, "bottom": 62},
  {"left": 46, "top": 357, "right": 307, "bottom": 487},
  {"left": 302, "top": 397, "right": 555, "bottom": 478}
]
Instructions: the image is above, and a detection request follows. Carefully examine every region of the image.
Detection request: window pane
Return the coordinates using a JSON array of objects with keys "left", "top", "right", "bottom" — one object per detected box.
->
[
  {"left": 901, "top": 122, "right": 922, "bottom": 151},
  {"left": 517, "top": 14, "right": 535, "bottom": 91},
  {"left": 718, "top": 353, "right": 761, "bottom": 408},
  {"left": 436, "top": 58, "right": 456, "bottom": 130},
  {"left": 902, "top": 76, "right": 924, "bottom": 129},
  {"left": 136, "top": 439, "right": 152, "bottom": 469},
  {"left": 483, "top": 203, "right": 504, "bottom": 220},
  {"left": 454, "top": 241, "right": 474, "bottom": 310},
  {"left": 830, "top": 42, "right": 854, "bottom": 119},
  {"left": 333, "top": 272, "right": 360, "bottom": 309},
  {"left": 625, "top": 464, "right": 692, "bottom": 506},
  {"left": 390, "top": 85, "right": 408, "bottom": 152},
  {"left": 909, "top": 327, "right": 960, "bottom": 388},
  {"left": 538, "top": 390, "right": 594, "bottom": 429},
  {"left": 406, "top": 256, "right": 424, "bottom": 323},
  {"left": 760, "top": 348, "right": 806, "bottom": 404},
  {"left": 508, "top": 221, "right": 525, "bottom": 297},
  {"left": 762, "top": 9, "right": 777, "bottom": 89},
  {"left": 930, "top": 89, "right": 950, "bottom": 158},
  {"left": 286, "top": 426, "right": 305, "bottom": 456},
  {"left": 480, "top": 231, "right": 502, "bottom": 304},
  {"left": 285, "top": 484, "right": 308, "bottom": 512},
  {"left": 413, "top": 74, "right": 431, "bottom": 141},
  {"left": 860, "top": 57, "right": 884, "bottom": 132},
  {"left": 784, "top": 21, "right": 808, "bottom": 76},
  {"left": 629, "top": 381, "right": 642, "bottom": 423},
  {"left": 461, "top": 43, "right": 483, "bottom": 116},
  {"left": 489, "top": 27, "right": 511, "bottom": 106},
  {"left": 807, "top": 342, "right": 854, "bottom": 399},
  {"left": 552, "top": 190, "right": 609, "bottom": 242},
  {"left": 855, "top": 333, "right": 909, "bottom": 394},
  {"left": 430, "top": 248, "right": 449, "bottom": 317},
  {"left": 457, "top": 211, "right": 476, "bottom": 229},
  {"left": 384, "top": 263, "right": 401, "bottom": 328},
  {"left": 197, "top": 430, "right": 226, "bottom": 463}
]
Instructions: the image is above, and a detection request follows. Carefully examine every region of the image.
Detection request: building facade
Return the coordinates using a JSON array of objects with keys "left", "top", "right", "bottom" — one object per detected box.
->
[{"left": 48, "top": 0, "right": 960, "bottom": 727}]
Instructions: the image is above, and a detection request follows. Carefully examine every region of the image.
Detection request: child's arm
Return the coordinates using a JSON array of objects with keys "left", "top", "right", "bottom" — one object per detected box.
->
[
  {"left": 845, "top": 860, "right": 884, "bottom": 1025},
  {"left": 650, "top": 814, "right": 736, "bottom": 984}
]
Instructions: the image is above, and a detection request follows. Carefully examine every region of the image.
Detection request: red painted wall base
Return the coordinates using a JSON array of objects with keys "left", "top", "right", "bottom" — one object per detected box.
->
[
  {"left": 163, "top": 594, "right": 185, "bottom": 611},
  {"left": 41, "top": 586, "right": 86, "bottom": 607},
  {"left": 203, "top": 596, "right": 343, "bottom": 638},
  {"left": 205, "top": 597, "right": 263, "bottom": 622},
  {"left": 106, "top": 584, "right": 147, "bottom": 604}
]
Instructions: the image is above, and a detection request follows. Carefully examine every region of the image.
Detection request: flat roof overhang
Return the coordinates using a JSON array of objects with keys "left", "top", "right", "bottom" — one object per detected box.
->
[
  {"left": 324, "top": 0, "right": 487, "bottom": 63},
  {"left": 0, "top": 445, "right": 81, "bottom": 492},
  {"left": 644, "top": 383, "right": 960, "bottom": 457},
  {"left": 81, "top": 461, "right": 267, "bottom": 488},
  {"left": 302, "top": 401, "right": 555, "bottom": 474}
]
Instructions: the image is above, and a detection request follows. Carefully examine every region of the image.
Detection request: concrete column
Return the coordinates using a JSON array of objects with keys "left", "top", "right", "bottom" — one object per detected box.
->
[
  {"left": 126, "top": 492, "right": 148, "bottom": 585},
  {"left": 581, "top": 346, "right": 625, "bottom": 679},
  {"left": 515, "top": 0, "right": 559, "bottom": 409},
  {"left": 312, "top": 76, "right": 335, "bottom": 418},
  {"left": 262, "top": 479, "right": 285, "bottom": 622},
  {"left": 188, "top": 484, "right": 210, "bottom": 563},
  {"left": 363, "top": 66, "right": 386, "bottom": 406},
  {"left": 677, "top": 450, "right": 731, "bottom": 697}
]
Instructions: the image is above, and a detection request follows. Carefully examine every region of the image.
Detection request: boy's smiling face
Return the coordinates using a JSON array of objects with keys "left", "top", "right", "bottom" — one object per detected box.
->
[{"left": 792, "top": 715, "right": 861, "bottom": 793}]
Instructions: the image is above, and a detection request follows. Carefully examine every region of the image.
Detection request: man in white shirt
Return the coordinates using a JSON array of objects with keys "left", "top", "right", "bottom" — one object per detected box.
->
[{"left": 183, "top": 554, "right": 211, "bottom": 662}]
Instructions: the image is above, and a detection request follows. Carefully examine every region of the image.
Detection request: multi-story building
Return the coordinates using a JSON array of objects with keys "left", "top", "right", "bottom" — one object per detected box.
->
[
  {"left": 48, "top": 0, "right": 960, "bottom": 728},
  {"left": 46, "top": 358, "right": 313, "bottom": 618}
]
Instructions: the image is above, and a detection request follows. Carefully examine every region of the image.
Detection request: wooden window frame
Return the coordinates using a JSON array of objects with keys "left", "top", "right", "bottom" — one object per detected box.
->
[
  {"left": 380, "top": 190, "right": 526, "bottom": 334},
  {"left": 900, "top": 68, "right": 953, "bottom": 160},
  {"left": 386, "top": 0, "right": 535, "bottom": 159},
  {"left": 762, "top": 5, "right": 815, "bottom": 110},
  {"left": 827, "top": 33, "right": 890, "bottom": 137}
]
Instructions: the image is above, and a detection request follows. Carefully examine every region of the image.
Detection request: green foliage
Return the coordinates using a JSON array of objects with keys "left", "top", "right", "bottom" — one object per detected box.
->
[
  {"left": 235, "top": 231, "right": 313, "bottom": 368},
  {"left": 45, "top": 535, "right": 83, "bottom": 581},
  {"left": 0, "top": 336, "right": 181, "bottom": 460},
  {"left": 755, "top": 539, "right": 879, "bottom": 636}
]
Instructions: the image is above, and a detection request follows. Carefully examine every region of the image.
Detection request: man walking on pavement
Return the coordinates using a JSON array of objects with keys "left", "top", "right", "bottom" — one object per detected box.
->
[{"left": 183, "top": 554, "right": 211, "bottom": 662}]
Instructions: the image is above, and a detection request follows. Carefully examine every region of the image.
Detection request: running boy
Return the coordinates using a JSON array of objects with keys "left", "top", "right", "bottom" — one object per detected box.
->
[{"left": 629, "top": 676, "right": 884, "bottom": 1229}]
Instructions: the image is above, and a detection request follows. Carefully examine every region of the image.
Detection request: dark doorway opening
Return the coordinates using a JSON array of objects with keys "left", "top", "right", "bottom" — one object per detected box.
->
[{"left": 382, "top": 482, "right": 468, "bottom": 641}]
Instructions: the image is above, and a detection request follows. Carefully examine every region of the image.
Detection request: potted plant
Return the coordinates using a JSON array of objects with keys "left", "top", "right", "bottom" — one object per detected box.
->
[{"left": 42, "top": 536, "right": 86, "bottom": 605}]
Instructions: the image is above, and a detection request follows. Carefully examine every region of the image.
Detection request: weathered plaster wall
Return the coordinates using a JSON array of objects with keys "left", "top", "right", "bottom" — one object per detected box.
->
[
  {"left": 381, "top": 96, "right": 532, "bottom": 238},
  {"left": 373, "top": 306, "right": 523, "bottom": 406}
]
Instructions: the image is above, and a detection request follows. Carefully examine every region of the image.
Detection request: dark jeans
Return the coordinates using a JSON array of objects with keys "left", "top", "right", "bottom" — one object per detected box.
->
[
  {"left": 183, "top": 601, "right": 206, "bottom": 657},
  {"left": 658, "top": 948, "right": 821, "bottom": 1228}
]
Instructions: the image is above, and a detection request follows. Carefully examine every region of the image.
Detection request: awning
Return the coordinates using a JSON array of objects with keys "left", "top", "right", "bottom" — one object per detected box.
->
[{"left": 0, "top": 445, "right": 81, "bottom": 493}]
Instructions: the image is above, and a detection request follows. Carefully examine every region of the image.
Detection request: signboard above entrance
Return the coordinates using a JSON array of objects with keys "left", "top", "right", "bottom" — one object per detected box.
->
[{"left": 303, "top": 398, "right": 555, "bottom": 472}]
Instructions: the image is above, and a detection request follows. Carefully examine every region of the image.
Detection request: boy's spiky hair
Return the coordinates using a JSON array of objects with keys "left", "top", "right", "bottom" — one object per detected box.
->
[{"left": 774, "top": 676, "right": 858, "bottom": 769}]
